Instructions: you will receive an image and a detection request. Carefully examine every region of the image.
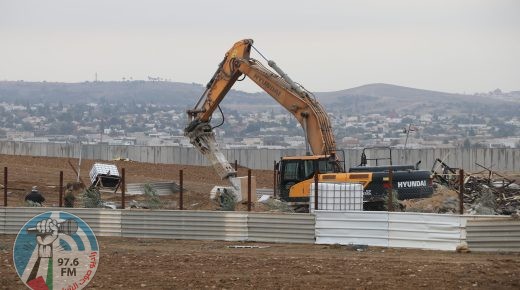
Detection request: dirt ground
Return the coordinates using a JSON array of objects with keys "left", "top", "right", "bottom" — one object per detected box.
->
[
  {"left": 1, "top": 235, "right": 519, "bottom": 289},
  {"left": 1, "top": 155, "right": 520, "bottom": 289},
  {"left": 2, "top": 154, "right": 519, "bottom": 212},
  {"left": 0, "top": 154, "right": 274, "bottom": 210}
]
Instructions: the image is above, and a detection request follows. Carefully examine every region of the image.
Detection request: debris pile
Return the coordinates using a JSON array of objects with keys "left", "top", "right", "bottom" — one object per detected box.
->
[
  {"left": 463, "top": 175, "right": 520, "bottom": 215},
  {"left": 401, "top": 184, "right": 459, "bottom": 213},
  {"left": 409, "top": 160, "right": 520, "bottom": 215}
]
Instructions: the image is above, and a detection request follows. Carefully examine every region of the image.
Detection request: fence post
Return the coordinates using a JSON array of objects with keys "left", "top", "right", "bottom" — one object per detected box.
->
[
  {"left": 273, "top": 160, "right": 277, "bottom": 198},
  {"left": 247, "top": 169, "right": 252, "bottom": 212},
  {"left": 3, "top": 167, "right": 7, "bottom": 207},
  {"left": 387, "top": 168, "right": 394, "bottom": 212},
  {"left": 459, "top": 169, "right": 464, "bottom": 214},
  {"left": 314, "top": 170, "right": 319, "bottom": 211},
  {"left": 59, "top": 171, "right": 63, "bottom": 207},
  {"left": 179, "top": 170, "right": 184, "bottom": 210},
  {"left": 234, "top": 160, "right": 238, "bottom": 172},
  {"left": 121, "top": 168, "right": 126, "bottom": 209}
]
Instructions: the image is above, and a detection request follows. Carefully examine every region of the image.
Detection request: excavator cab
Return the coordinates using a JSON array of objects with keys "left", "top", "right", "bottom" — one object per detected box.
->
[{"left": 276, "top": 155, "right": 340, "bottom": 203}]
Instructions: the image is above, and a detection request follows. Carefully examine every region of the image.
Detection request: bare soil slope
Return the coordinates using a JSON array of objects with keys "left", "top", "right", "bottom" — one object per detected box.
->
[{"left": 0, "top": 154, "right": 273, "bottom": 210}]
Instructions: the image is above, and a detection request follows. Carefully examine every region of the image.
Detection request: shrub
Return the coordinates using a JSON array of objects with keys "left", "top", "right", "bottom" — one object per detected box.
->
[
  {"left": 144, "top": 183, "right": 162, "bottom": 209},
  {"left": 82, "top": 187, "right": 104, "bottom": 208},
  {"left": 219, "top": 190, "right": 236, "bottom": 211},
  {"left": 383, "top": 189, "right": 401, "bottom": 211}
]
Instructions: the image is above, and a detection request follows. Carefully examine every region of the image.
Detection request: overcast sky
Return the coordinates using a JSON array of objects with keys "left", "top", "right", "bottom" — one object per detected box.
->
[{"left": 1, "top": 0, "right": 519, "bottom": 94}]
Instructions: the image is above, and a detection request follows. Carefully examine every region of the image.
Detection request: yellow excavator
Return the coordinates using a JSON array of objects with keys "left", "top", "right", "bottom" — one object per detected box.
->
[{"left": 185, "top": 39, "right": 432, "bottom": 207}]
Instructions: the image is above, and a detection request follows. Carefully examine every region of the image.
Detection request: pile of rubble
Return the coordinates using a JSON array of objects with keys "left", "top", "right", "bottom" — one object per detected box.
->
[
  {"left": 406, "top": 159, "right": 520, "bottom": 215},
  {"left": 401, "top": 184, "right": 459, "bottom": 213},
  {"left": 463, "top": 175, "right": 520, "bottom": 215}
]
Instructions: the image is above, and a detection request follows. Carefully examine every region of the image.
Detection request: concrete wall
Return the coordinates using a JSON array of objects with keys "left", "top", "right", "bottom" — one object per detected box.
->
[{"left": 0, "top": 141, "right": 519, "bottom": 172}]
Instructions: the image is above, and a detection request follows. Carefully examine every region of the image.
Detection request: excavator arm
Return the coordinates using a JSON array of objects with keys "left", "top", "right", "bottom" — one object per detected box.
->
[
  {"left": 187, "top": 39, "right": 253, "bottom": 123},
  {"left": 185, "top": 39, "right": 339, "bottom": 193},
  {"left": 186, "top": 39, "right": 337, "bottom": 156},
  {"left": 184, "top": 40, "right": 253, "bottom": 182},
  {"left": 235, "top": 57, "right": 337, "bottom": 156}
]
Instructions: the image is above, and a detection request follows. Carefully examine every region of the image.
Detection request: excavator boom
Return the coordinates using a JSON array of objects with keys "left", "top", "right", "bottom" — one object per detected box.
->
[
  {"left": 185, "top": 39, "right": 341, "bottom": 200},
  {"left": 237, "top": 58, "right": 337, "bottom": 157},
  {"left": 186, "top": 39, "right": 337, "bottom": 157}
]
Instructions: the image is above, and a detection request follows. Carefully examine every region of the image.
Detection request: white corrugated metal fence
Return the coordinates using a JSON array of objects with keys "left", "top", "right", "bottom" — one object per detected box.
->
[
  {"left": 122, "top": 210, "right": 248, "bottom": 241},
  {"left": 465, "top": 217, "right": 520, "bottom": 252},
  {"left": 1, "top": 207, "right": 519, "bottom": 251},
  {"left": 315, "top": 211, "right": 465, "bottom": 250},
  {"left": 247, "top": 212, "right": 315, "bottom": 244},
  {"left": 315, "top": 211, "right": 389, "bottom": 247}
]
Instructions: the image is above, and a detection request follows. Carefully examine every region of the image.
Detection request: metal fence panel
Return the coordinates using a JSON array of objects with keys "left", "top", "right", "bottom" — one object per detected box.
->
[
  {"left": 247, "top": 213, "right": 315, "bottom": 244},
  {"left": 388, "top": 212, "right": 463, "bottom": 251},
  {"left": 4, "top": 206, "right": 518, "bottom": 252},
  {"left": 315, "top": 211, "right": 389, "bottom": 247},
  {"left": 3, "top": 208, "right": 121, "bottom": 236},
  {"left": 4, "top": 207, "right": 52, "bottom": 234},
  {"left": 0, "top": 208, "right": 5, "bottom": 234},
  {"left": 122, "top": 210, "right": 248, "bottom": 241},
  {"left": 59, "top": 208, "right": 122, "bottom": 237},
  {"left": 126, "top": 182, "right": 179, "bottom": 195},
  {"left": 466, "top": 217, "right": 520, "bottom": 252}
]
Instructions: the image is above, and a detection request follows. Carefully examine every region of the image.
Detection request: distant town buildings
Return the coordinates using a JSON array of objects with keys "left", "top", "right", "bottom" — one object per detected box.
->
[{"left": 1, "top": 100, "right": 519, "bottom": 149}]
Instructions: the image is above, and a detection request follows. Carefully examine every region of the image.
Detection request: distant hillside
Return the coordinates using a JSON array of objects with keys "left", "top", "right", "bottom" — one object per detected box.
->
[
  {"left": 315, "top": 83, "right": 519, "bottom": 115},
  {"left": 0, "top": 81, "right": 260, "bottom": 107},
  {"left": 0, "top": 81, "right": 518, "bottom": 116}
]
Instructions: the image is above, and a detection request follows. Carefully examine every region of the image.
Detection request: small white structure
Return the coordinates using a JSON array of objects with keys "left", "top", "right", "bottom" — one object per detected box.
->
[
  {"left": 309, "top": 183, "right": 364, "bottom": 212},
  {"left": 89, "top": 163, "right": 121, "bottom": 189}
]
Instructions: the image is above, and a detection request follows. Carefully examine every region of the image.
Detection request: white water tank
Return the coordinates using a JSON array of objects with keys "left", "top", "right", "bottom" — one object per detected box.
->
[{"left": 309, "top": 182, "right": 363, "bottom": 212}]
